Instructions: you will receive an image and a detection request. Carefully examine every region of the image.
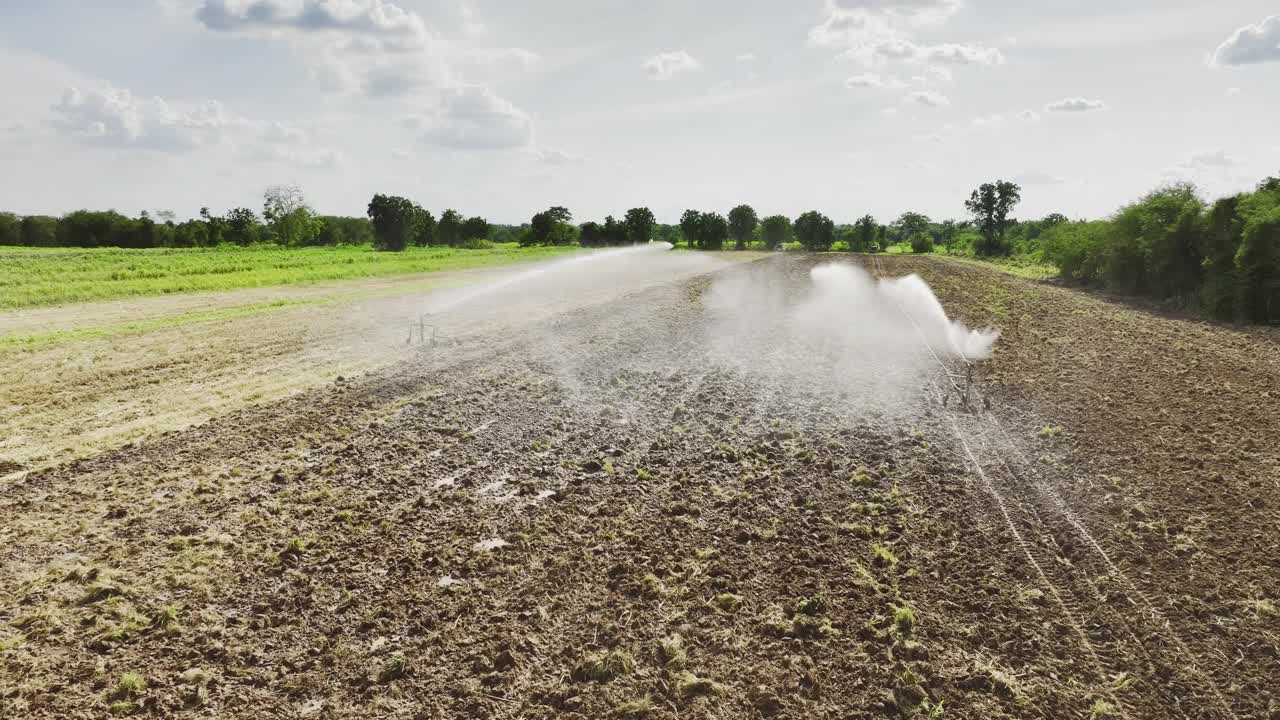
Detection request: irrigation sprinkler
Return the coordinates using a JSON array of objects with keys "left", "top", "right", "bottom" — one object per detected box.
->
[
  {"left": 941, "top": 361, "right": 991, "bottom": 410},
  {"left": 407, "top": 314, "right": 454, "bottom": 348}
]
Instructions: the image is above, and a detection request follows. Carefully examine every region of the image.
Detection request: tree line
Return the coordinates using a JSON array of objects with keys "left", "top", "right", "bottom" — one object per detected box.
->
[
  {"left": 1038, "top": 176, "right": 1279, "bottom": 324},
  {"left": 3, "top": 176, "right": 1275, "bottom": 323}
]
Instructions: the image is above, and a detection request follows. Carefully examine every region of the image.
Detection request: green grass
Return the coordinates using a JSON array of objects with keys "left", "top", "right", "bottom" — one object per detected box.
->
[
  {"left": 0, "top": 243, "right": 581, "bottom": 310},
  {"left": 931, "top": 253, "right": 1058, "bottom": 280}
]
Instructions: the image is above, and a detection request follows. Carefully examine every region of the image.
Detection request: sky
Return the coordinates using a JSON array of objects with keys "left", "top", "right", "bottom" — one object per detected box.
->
[{"left": 0, "top": 0, "right": 1277, "bottom": 224}]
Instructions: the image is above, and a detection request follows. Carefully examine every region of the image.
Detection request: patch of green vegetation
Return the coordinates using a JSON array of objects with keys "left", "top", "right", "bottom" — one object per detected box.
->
[
  {"left": 892, "top": 603, "right": 916, "bottom": 634},
  {"left": 658, "top": 634, "right": 687, "bottom": 669},
  {"left": 280, "top": 537, "right": 309, "bottom": 558},
  {"left": 0, "top": 243, "right": 581, "bottom": 310},
  {"left": 614, "top": 694, "right": 654, "bottom": 717},
  {"left": 1038, "top": 425, "right": 1063, "bottom": 439},
  {"left": 676, "top": 671, "right": 724, "bottom": 699},
  {"left": 933, "top": 253, "right": 1059, "bottom": 280},
  {"left": 1242, "top": 598, "right": 1276, "bottom": 617},
  {"left": 850, "top": 465, "right": 877, "bottom": 487},
  {"left": 572, "top": 649, "right": 634, "bottom": 683},
  {"left": 710, "top": 593, "right": 743, "bottom": 613},
  {"left": 1089, "top": 698, "right": 1121, "bottom": 719},
  {"left": 378, "top": 654, "right": 409, "bottom": 683},
  {"left": 11, "top": 606, "right": 62, "bottom": 638},
  {"left": 109, "top": 672, "right": 146, "bottom": 702},
  {"left": 871, "top": 543, "right": 899, "bottom": 568},
  {"left": 0, "top": 298, "right": 314, "bottom": 353}
]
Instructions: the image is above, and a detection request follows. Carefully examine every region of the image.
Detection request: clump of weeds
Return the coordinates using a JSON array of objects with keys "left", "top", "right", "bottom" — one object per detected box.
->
[
  {"left": 614, "top": 694, "right": 654, "bottom": 717},
  {"left": 377, "top": 654, "right": 410, "bottom": 683},
  {"left": 710, "top": 593, "right": 743, "bottom": 613},
  {"left": 658, "top": 634, "right": 687, "bottom": 670},
  {"left": 871, "top": 543, "right": 899, "bottom": 569},
  {"left": 676, "top": 672, "right": 724, "bottom": 699},
  {"left": 572, "top": 649, "right": 634, "bottom": 683}
]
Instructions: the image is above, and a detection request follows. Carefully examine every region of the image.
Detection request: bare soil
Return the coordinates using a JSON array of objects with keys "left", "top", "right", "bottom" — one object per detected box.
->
[{"left": 1, "top": 254, "right": 1276, "bottom": 720}]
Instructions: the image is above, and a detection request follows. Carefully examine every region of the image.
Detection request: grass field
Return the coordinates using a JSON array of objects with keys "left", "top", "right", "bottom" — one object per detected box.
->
[{"left": 0, "top": 244, "right": 580, "bottom": 309}]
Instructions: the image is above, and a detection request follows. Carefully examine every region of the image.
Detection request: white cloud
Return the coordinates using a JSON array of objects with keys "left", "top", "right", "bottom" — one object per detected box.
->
[
  {"left": 192, "top": 1, "right": 524, "bottom": 100},
  {"left": 390, "top": 147, "right": 410, "bottom": 159},
  {"left": 1014, "top": 169, "right": 1063, "bottom": 186},
  {"left": 1181, "top": 148, "right": 1238, "bottom": 169},
  {"left": 1045, "top": 97, "right": 1106, "bottom": 113},
  {"left": 913, "top": 132, "right": 944, "bottom": 142},
  {"left": 881, "top": 106, "right": 900, "bottom": 116},
  {"left": 904, "top": 160, "right": 938, "bottom": 171},
  {"left": 260, "top": 120, "right": 309, "bottom": 143},
  {"left": 464, "top": 47, "right": 541, "bottom": 72},
  {"left": 907, "top": 42, "right": 1004, "bottom": 66},
  {"left": 840, "top": 37, "right": 1005, "bottom": 66},
  {"left": 195, "top": 0, "right": 431, "bottom": 51},
  {"left": 830, "top": 0, "right": 962, "bottom": 22},
  {"left": 970, "top": 113, "right": 1006, "bottom": 128},
  {"left": 1018, "top": 109, "right": 1040, "bottom": 121},
  {"left": 644, "top": 50, "right": 700, "bottom": 79},
  {"left": 811, "top": 3, "right": 1003, "bottom": 68},
  {"left": 1224, "top": 87, "right": 1242, "bottom": 96},
  {"left": 905, "top": 89, "right": 949, "bottom": 107},
  {"left": 532, "top": 147, "right": 588, "bottom": 166},
  {"left": 924, "top": 65, "right": 952, "bottom": 83},
  {"left": 51, "top": 83, "right": 242, "bottom": 151},
  {"left": 49, "top": 80, "right": 346, "bottom": 168},
  {"left": 1211, "top": 15, "right": 1280, "bottom": 66},
  {"left": 412, "top": 84, "right": 533, "bottom": 150},
  {"left": 736, "top": 52, "right": 758, "bottom": 63},
  {"left": 809, "top": 7, "right": 900, "bottom": 49},
  {"left": 248, "top": 144, "right": 343, "bottom": 169},
  {"left": 844, "top": 73, "right": 906, "bottom": 89}
]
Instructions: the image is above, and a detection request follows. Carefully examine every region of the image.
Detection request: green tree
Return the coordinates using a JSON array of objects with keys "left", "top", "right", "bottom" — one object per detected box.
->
[
  {"left": 854, "top": 215, "right": 877, "bottom": 252},
  {"left": 20, "top": 216, "right": 58, "bottom": 247},
  {"left": 1106, "top": 183, "right": 1204, "bottom": 297},
  {"left": 728, "top": 204, "right": 759, "bottom": 250},
  {"left": 894, "top": 212, "right": 935, "bottom": 254},
  {"left": 0, "top": 212, "right": 20, "bottom": 246},
  {"left": 366, "top": 194, "right": 418, "bottom": 251},
  {"left": 579, "top": 221, "right": 605, "bottom": 247},
  {"left": 1234, "top": 183, "right": 1280, "bottom": 323},
  {"left": 603, "top": 215, "right": 628, "bottom": 245},
  {"left": 460, "top": 216, "right": 490, "bottom": 248},
  {"left": 1041, "top": 221, "right": 1109, "bottom": 283},
  {"left": 760, "top": 215, "right": 791, "bottom": 250},
  {"left": 438, "top": 209, "right": 463, "bottom": 247},
  {"left": 525, "top": 206, "right": 575, "bottom": 246},
  {"left": 624, "top": 207, "right": 657, "bottom": 244},
  {"left": 412, "top": 206, "right": 436, "bottom": 247},
  {"left": 938, "top": 219, "right": 959, "bottom": 251},
  {"left": 263, "top": 184, "right": 321, "bottom": 247},
  {"left": 173, "top": 220, "right": 210, "bottom": 248},
  {"left": 965, "top": 181, "right": 1022, "bottom": 256},
  {"left": 794, "top": 211, "right": 834, "bottom": 251},
  {"left": 695, "top": 212, "right": 729, "bottom": 250},
  {"left": 316, "top": 216, "right": 374, "bottom": 246},
  {"left": 200, "top": 207, "right": 225, "bottom": 246},
  {"left": 679, "top": 209, "right": 701, "bottom": 249},
  {"left": 223, "top": 208, "right": 262, "bottom": 246}
]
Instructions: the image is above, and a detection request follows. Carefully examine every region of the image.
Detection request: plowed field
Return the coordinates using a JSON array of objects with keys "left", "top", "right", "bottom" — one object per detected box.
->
[{"left": 2, "top": 254, "right": 1277, "bottom": 720}]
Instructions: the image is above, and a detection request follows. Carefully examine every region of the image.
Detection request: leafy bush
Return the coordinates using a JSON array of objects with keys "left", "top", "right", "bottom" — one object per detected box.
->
[
  {"left": 461, "top": 237, "right": 494, "bottom": 250},
  {"left": 909, "top": 233, "right": 934, "bottom": 254},
  {"left": 1040, "top": 221, "right": 1109, "bottom": 283}
]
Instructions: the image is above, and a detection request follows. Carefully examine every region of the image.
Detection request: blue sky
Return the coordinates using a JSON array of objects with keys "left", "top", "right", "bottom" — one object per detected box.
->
[{"left": 1, "top": 0, "right": 1277, "bottom": 223}]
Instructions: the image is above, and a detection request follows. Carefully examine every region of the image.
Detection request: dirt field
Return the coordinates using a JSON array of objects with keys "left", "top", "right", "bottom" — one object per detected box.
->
[{"left": 2, "top": 254, "right": 1277, "bottom": 719}]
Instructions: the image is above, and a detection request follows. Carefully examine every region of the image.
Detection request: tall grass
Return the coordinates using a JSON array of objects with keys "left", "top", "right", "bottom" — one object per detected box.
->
[{"left": 0, "top": 243, "right": 579, "bottom": 310}]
